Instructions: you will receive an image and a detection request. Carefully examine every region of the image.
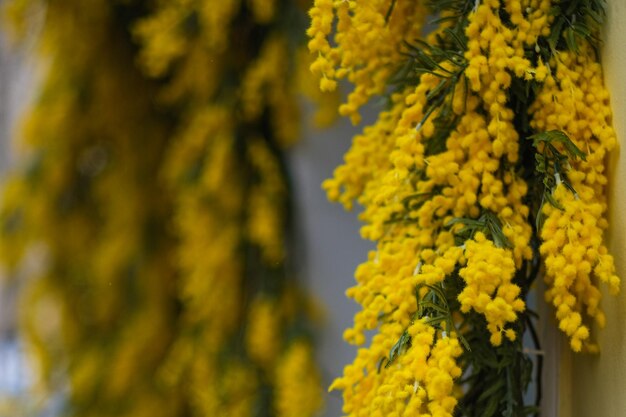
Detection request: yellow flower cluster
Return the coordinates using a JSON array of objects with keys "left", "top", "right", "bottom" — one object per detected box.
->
[
  {"left": 249, "top": 0, "right": 276, "bottom": 24},
  {"left": 313, "top": 8, "right": 535, "bottom": 414},
  {"left": 133, "top": 0, "right": 239, "bottom": 78},
  {"left": 246, "top": 296, "right": 281, "bottom": 367},
  {"left": 465, "top": 0, "right": 552, "bottom": 94},
  {"left": 136, "top": 1, "right": 323, "bottom": 416},
  {"left": 240, "top": 36, "right": 301, "bottom": 147},
  {"left": 459, "top": 232, "right": 524, "bottom": 346},
  {"left": 331, "top": 320, "right": 462, "bottom": 417},
  {"left": 310, "top": 0, "right": 620, "bottom": 413},
  {"left": 1, "top": 3, "right": 182, "bottom": 416},
  {"left": 323, "top": 92, "right": 405, "bottom": 210},
  {"left": 246, "top": 139, "right": 288, "bottom": 263},
  {"left": 464, "top": 0, "right": 551, "bottom": 168},
  {"left": 164, "top": 107, "right": 245, "bottom": 356},
  {"left": 531, "top": 46, "right": 619, "bottom": 352},
  {"left": 307, "top": 0, "right": 426, "bottom": 123},
  {"left": 275, "top": 340, "right": 323, "bottom": 417},
  {"left": 3, "top": 1, "right": 322, "bottom": 417}
]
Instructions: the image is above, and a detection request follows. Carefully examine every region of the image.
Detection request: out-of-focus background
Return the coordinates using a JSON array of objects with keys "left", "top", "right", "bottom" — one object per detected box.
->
[
  {"left": 0, "top": 14, "right": 374, "bottom": 416},
  {"left": 0, "top": 22, "right": 36, "bottom": 410}
]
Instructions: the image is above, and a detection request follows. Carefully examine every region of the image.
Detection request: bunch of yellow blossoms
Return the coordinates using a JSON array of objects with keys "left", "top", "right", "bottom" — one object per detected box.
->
[
  {"left": 1, "top": 3, "right": 181, "bottom": 416},
  {"left": 531, "top": 46, "right": 619, "bottom": 352},
  {"left": 309, "top": 0, "right": 619, "bottom": 414},
  {"left": 134, "top": 1, "right": 324, "bottom": 415},
  {"left": 2, "top": 1, "right": 323, "bottom": 417}
]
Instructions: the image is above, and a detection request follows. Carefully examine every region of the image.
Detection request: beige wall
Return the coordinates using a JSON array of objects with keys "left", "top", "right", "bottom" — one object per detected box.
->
[{"left": 568, "top": 0, "right": 626, "bottom": 415}]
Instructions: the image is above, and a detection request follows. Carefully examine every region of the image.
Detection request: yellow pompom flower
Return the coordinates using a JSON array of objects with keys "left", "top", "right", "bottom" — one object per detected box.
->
[{"left": 458, "top": 232, "right": 525, "bottom": 345}]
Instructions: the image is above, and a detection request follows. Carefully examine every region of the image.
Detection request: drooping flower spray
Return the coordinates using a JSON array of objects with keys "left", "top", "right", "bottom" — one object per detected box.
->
[{"left": 308, "top": 0, "right": 619, "bottom": 414}]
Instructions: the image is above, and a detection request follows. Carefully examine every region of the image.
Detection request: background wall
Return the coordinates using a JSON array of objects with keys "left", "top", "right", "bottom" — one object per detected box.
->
[
  {"left": 568, "top": 0, "right": 626, "bottom": 415},
  {"left": 289, "top": 107, "right": 374, "bottom": 417}
]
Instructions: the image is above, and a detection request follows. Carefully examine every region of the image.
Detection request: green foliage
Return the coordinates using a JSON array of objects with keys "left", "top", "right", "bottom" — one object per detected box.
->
[
  {"left": 447, "top": 211, "right": 512, "bottom": 249},
  {"left": 528, "top": 130, "right": 586, "bottom": 228},
  {"left": 546, "top": 0, "right": 606, "bottom": 54}
]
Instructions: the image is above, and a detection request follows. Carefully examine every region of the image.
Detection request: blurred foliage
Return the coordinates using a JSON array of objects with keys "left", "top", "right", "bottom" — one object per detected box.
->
[{"left": 0, "top": 1, "right": 332, "bottom": 416}]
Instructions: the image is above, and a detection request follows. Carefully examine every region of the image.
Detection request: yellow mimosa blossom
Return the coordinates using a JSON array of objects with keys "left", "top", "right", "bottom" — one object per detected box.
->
[{"left": 310, "top": 0, "right": 620, "bottom": 413}]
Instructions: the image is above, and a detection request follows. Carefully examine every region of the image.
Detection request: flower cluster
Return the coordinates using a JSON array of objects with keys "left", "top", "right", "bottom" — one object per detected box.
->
[
  {"left": 308, "top": 0, "right": 427, "bottom": 123},
  {"left": 2, "top": 1, "right": 323, "bottom": 417},
  {"left": 330, "top": 320, "right": 462, "bottom": 417},
  {"left": 459, "top": 233, "right": 524, "bottom": 346},
  {"left": 275, "top": 340, "right": 323, "bottom": 417},
  {"left": 136, "top": 1, "right": 323, "bottom": 415},
  {"left": 310, "top": 0, "right": 619, "bottom": 414},
  {"left": 531, "top": 45, "right": 619, "bottom": 351},
  {"left": 1, "top": 3, "right": 182, "bottom": 416}
]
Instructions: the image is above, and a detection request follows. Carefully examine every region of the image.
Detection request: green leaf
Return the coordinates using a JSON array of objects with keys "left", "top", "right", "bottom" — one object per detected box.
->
[
  {"left": 562, "top": 179, "right": 579, "bottom": 196},
  {"left": 477, "top": 378, "right": 505, "bottom": 403},
  {"left": 419, "top": 284, "right": 448, "bottom": 305},
  {"left": 384, "top": 0, "right": 397, "bottom": 23},
  {"left": 377, "top": 357, "right": 388, "bottom": 373},
  {"left": 523, "top": 406, "right": 541, "bottom": 415},
  {"left": 443, "top": 27, "right": 467, "bottom": 50},
  {"left": 484, "top": 212, "right": 512, "bottom": 248},
  {"left": 426, "top": 79, "right": 450, "bottom": 102},
  {"left": 586, "top": 6, "right": 604, "bottom": 24},
  {"left": 419, "top": 301, "right": 448, "bottom": 315},
  {"left": 534, "top": 153, "right": 546, "bottom": 173},
  {"left": 530, "top": 130, "right": 586, "bottom": 160},
  {"left": 446, "top": 217, "right": 485, "bottom": 228},
  {"left": 544, "top": 190, "right": 564, "bottom": 210},
  {"left": 423, "top": 316, "right": 445, "bottom": 327},
  {"left": 386, "top": 331, "right": 411, "bottom": 368},
  {"left": 573, "top": 22, "right": 590, "bottom": 38},
  {"left": 458, "top": 333, "right": 471, "bottom": 351},
  {"left": 564, "top": 27, "right": 578, "bottom": 52},
  {"left": 482, "top": 393, "right": 501, "bottom": 417},
  {"left": 536, "top": 198, "right": 546, "bottom": 231},
  {"left": 547, "top": 17, "right": 565, "bottom": 50}
]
